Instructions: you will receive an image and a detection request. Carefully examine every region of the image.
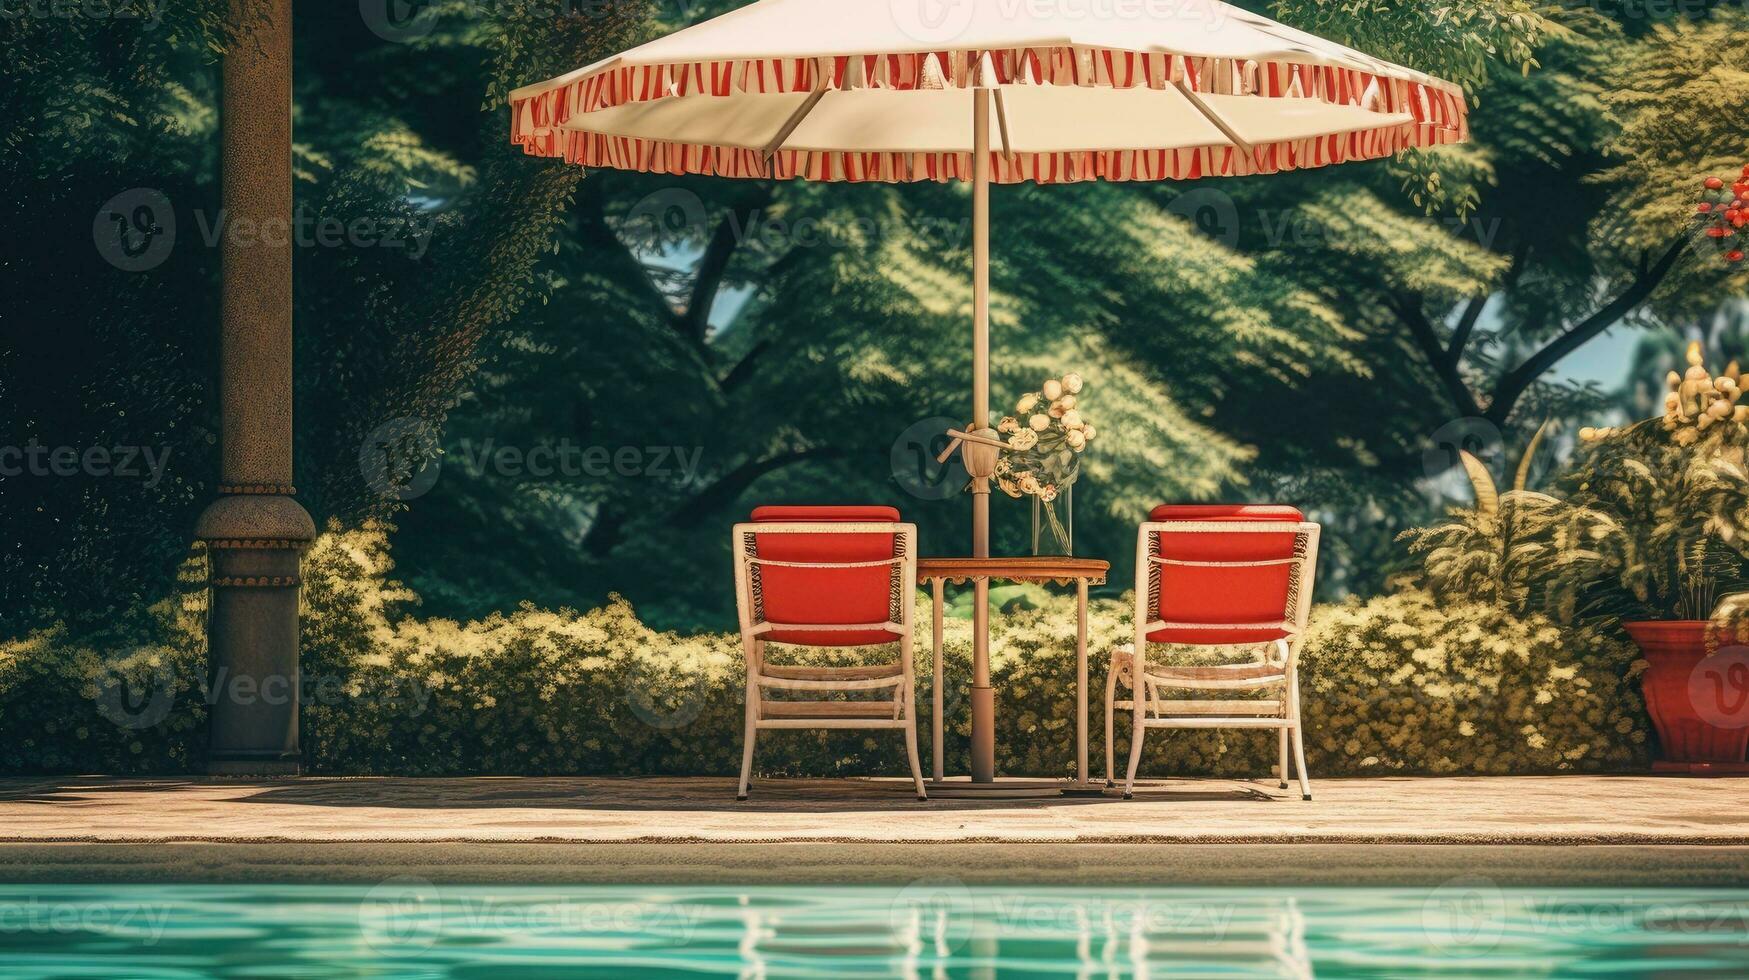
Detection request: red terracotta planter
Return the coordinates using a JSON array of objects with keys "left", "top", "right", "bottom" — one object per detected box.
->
[{"left": 1623, "top": 620, "right": 1749, "bottom": 774}]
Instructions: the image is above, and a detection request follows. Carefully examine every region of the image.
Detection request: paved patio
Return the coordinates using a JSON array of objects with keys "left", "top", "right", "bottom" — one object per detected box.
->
[{"left": 3, "top": 775, "right": 1747, "bottom": 885}]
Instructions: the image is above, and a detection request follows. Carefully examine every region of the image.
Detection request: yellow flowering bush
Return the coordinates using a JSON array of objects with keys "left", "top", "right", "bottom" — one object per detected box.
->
[
  {"left": 0, "top": 526, "right": 1648, "bottom": 775},
  {"left": 0, "top": 561, "right": 210, "bottom": 773}
]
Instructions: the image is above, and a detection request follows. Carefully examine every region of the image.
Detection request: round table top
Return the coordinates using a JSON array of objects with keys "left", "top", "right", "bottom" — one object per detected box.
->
[{"left": 916, "top": 556, "right": 1110, "bottom": 586}]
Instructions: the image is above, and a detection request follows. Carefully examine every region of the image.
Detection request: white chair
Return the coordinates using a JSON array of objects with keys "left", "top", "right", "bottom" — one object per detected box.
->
[
  {"left": 1107, "top": 505, "right": 1321, "bottom": 800},
  {"left": 732, "top": 505, "right": 927, "bottom": 801}
]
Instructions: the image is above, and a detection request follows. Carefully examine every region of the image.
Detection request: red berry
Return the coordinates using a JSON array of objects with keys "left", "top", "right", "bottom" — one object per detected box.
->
[
  {"left": 1728, "top": 250, "right": 1745, "bottom": 262},
  {"left": 1700, "top": 203, "right": 1716, "bottom": 213},
  {"left": 1707, "top": 226, "right": 1733, "bottom": 238},
  {"left": 1707, "top": 176, "right": 1726, "bottom": 189},
  {"left": 1742, "top": 164, "right": 1749, "bottom": 178},
  {"left": 1736, "top": 183, "right": 1749, "bottom": 198}
]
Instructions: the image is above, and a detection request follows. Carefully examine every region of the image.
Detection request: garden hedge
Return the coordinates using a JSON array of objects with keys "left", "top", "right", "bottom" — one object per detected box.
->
[{"left": 0, "top": 527, "right": 1650, "bottom": 776}]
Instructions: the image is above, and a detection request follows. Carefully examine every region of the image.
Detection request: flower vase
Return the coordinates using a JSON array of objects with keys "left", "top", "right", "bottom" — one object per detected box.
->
[{"left": 1031, "top": 484, "right": 1074, "bottom": 556}]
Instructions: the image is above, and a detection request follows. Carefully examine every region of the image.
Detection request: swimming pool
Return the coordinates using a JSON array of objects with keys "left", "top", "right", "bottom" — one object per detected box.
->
[{"left": 2, "top": 882, "right": 1746, "bottom": 977}]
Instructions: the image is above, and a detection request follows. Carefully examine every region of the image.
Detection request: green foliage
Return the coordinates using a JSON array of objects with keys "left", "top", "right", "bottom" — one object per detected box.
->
[
  {"left": 1293, "top": 590, "right": 1646, "bottom": 774},
  {"left": 1403, "top": 486, "right": 1570, "bottom": 615},
  {"left": 1540, "top": 418, "right": 1749, "bottom": 626},
  {"left": 1595, "top": 12, "right": 1749, "bottom": 270},
  {"left": 1269, "top": 0, "right": 1548, "bottom": 93},
  {"left": 0, "top": 554, "right": 210, "bottom": 773},
  {"left": 7, "top": 0, "right": 1746, "bottom": 642},
  {"left": 0, "top": 527, "right": 1647, "bottom": 776},
  {"left": 0, "top": 3, "right": 650, "bottom": 635},
  {"left": 1405, "top": 345, "right": 1749, "bottom": 632}
]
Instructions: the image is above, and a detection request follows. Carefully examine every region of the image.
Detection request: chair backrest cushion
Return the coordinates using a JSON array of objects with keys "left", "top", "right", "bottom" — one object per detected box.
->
[
  {"left": 1146, "top": 504, "right": 1302, "bottom": 645},
  {"left": 749, "top": 506, "right": 902, "bottom": 646}
]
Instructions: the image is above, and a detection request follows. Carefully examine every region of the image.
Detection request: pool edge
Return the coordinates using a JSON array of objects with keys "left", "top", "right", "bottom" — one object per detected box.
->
[{"left": 2, "top": 842, "right": 1747, "bottom": 887}]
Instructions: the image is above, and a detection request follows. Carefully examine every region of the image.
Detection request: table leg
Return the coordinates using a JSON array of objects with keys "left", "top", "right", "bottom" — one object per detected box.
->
[
  {"left": 1077, "top": 578, "right": 1089, "bottom": 785},
  {"left": 922, "top": 569, "right": 1070, "bottom": 800},
  {"left": 931, "top": 577, "right": 944, "bottom": 783},
  {"left": 1061, "top": 577, "right": 1104, "bottom": 796},
  {"left": 970, "top": 577, "right": 994, "bottom": 783}
]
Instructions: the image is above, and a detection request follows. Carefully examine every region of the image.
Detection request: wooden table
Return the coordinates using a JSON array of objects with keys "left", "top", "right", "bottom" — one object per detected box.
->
[{"left": 917, "top": 557, "right": 1111, "bottom": 796}]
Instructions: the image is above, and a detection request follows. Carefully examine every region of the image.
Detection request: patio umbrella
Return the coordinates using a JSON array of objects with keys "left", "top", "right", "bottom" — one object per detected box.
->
[{"left": 509, "top": 0, "right": 1469, "bottom": 789}]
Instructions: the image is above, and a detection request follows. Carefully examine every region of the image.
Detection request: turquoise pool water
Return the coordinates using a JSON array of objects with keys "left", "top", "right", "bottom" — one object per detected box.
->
[{"left": 1, "top": 882, "right": 1746, "bottom": 977}]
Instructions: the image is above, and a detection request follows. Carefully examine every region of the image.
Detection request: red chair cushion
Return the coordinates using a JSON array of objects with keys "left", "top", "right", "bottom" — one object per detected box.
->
[
  {"left": 751, "top": 506, "right": 902, "bottom": 646},
  {"left": 751, "top": 506, "right": 900, "bottom": 522},
  {"left": 1146, "top": 505, "right": 1303, "bottom": 645}
]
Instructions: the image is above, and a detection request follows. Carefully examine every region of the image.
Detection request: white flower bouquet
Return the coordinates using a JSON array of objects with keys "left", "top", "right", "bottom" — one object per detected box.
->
[{"left": 995, "top": 372, "right": 1095, "bottom": 553}]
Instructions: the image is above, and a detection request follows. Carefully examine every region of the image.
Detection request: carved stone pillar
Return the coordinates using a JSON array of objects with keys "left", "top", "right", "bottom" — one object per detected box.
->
[{"left": 195, "top": 0, "right": 313, "bottom": 776}]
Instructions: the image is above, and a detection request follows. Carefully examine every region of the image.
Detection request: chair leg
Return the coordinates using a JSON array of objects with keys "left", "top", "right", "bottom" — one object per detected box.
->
[
  {"left": 903, "top": 714, "right": 927, "bottom": 801},
  {"left": 1122, "top": 655, "right": 1147, "bottom": 799},
  {"left": 1104, "top": 656, "right": 1121, "bottom": 787},
  {"left": 738, "top": 685, "right": 758, "bottom": 801},
  {"left": 1289, "top": 679, "right": 1312, "bottom": 801},
  {"left": 1278, "top": 727, "right": 1289, "bottom": 789},
  {"left": 902, "top": 689, "right": 930, "bottom": 798}
]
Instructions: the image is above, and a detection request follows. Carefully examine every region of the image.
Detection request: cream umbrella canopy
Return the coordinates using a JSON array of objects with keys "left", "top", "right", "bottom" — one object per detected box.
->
[{"left": 510, "top": 0, "right": 1468, "bottom": 788}]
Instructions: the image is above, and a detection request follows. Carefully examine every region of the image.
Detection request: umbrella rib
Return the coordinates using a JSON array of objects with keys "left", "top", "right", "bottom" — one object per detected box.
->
[
  {"left": 1172, "top": 80, "right": 1254, "bottom": 154},
  {"left": 761, "top": 88, "right": 828, "bottom": 163},
  {"left": 992, "top": 89, "right": 1014, "bottom": 158}
]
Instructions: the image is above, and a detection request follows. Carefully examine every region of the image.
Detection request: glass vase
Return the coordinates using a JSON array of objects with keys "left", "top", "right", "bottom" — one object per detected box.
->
[{"left": 1030, "top": 483, "right": 1074, "bottom": 556}]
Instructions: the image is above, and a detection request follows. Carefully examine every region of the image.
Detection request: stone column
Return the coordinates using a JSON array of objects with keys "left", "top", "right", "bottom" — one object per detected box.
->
[{"left": 194, "top": 0, "right": 313, "bottom": 776}]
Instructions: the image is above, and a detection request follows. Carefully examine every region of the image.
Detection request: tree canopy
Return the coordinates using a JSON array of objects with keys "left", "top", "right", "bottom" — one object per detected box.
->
[{"left": 2, "top": 1, "right": 1745, "bottom": 633}]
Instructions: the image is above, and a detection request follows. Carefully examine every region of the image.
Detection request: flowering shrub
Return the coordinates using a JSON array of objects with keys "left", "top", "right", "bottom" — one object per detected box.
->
[
  {"left": 1407, "top": 342, "right": 1749, "bottom": 645},
  {"left": 1538, "top": 342, "right": 1749, "bottom": 634},
  {"left": 0, "top": 527, "right": 1648, "bottom": 776},
  {"left": 1696, "top": 167, "right": 1749, "bottom": 265}
]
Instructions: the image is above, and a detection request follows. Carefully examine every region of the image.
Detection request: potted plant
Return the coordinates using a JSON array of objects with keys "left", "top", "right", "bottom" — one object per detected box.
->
[{"left": 1545, "top": 341, "right": 1749, "bottom": 771}]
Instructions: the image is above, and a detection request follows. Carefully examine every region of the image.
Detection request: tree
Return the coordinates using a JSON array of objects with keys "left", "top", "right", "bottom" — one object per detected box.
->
[{"left": 0, "top": 2, "right": 652, "bottom": 634}]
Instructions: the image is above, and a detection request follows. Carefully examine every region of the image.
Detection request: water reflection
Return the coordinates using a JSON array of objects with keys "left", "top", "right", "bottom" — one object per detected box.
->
[{"left": 0, "top": 884, "right": 1745, "bottom": 978}]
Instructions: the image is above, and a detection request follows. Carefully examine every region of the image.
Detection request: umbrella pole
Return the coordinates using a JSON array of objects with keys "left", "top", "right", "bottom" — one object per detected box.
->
[{"left": 969, "top": 87, "right": 995, "bottom": 783}]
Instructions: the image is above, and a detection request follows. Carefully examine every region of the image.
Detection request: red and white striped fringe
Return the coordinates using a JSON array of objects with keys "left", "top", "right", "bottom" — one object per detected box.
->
[{"left": 510, "top": 46, "right": 1468, "bottom": 184}]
